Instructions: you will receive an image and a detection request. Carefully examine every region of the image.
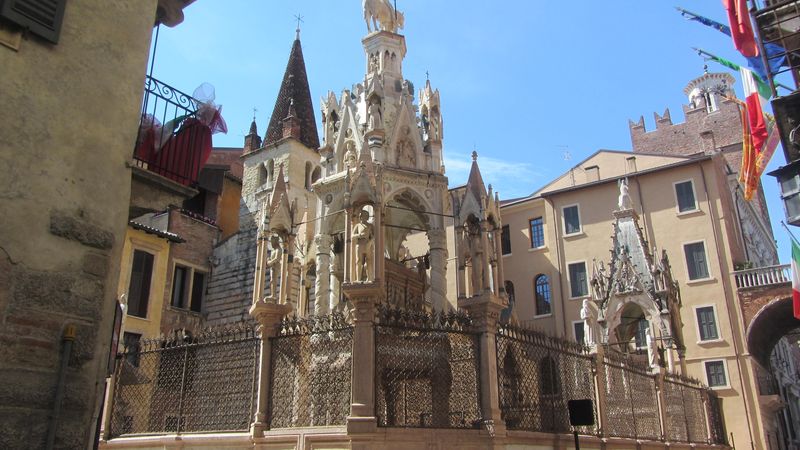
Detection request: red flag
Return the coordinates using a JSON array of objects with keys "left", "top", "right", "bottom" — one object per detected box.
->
[
  {"left": 740, "top": 68, "right": 768, "bottom": 200},
  {"left": 722, "top": 0, "right": 759, "bottom": 58}
]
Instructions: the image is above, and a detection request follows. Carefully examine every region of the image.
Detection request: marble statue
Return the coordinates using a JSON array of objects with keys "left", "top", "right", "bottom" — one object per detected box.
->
[
  {"left": 352, "top": 208, "right": 374, "bottom": 281},
  {"left": 466, "top": 220, "right": 485, "bottom": 294},
  {"left": 368, "top": 100, "right": 382, "bottom": 131},
  {"left": 580, "top": 299, "right": 598, "bottom": 347},
  {"left": 363, "top": 0, "right": 404, "bottom": 33},
  {"left": 266, "top": 235, "right": 283, "bottom": 298},
  {"left": 618, "top": 178, "right": 632, "bottom": 210},
  {"left": 645, "top": 326, "right": 658, "bottom": 368}
]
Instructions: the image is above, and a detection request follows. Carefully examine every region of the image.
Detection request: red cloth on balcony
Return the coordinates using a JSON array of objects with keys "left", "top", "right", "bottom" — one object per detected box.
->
[{"left": 134, "top": 117, "right": 213, "bottom": 186}]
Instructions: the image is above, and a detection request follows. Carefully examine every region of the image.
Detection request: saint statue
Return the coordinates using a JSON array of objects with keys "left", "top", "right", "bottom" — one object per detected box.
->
[
  {"left": 352, "top": 208, "right": 374, "bottom": 282},
  {"left": 266, "top": 235, "right": 283, "bottom": 299},
  {"left": 580, "top": 299, "right": 598, "bottom": 348},
  {"left": 618, "top": 178, "right": 632, "bottom": 210},
  {"left": 645, "top": 326, "right": 658, "bottom": 368},
  {"left": 368, "top": 99, "right": 382, "bottom": 131}
]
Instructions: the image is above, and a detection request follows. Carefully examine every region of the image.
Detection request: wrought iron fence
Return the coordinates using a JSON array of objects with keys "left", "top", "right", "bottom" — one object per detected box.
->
[
  {"left": 706, "top": 389, "right": 728, "bottom": 445},
  {"left": 661, "top": 374, "right": 709, "bottom": 444},
  {"left": 109, "top": 323, "right": 259, "bottom": 437},
  {"left": 497, "top": 323, "right": 597, "bottom": 435},
  {"left": 269, "top": 312, "right": 353, "bottom": 428},
  {"left": 375, "top": 306, "right": 481, "bottom": 428},
  {"left": 133, "top": 76, "right": 207, "bottom": 186},
  {"left": 601, "top": 352, "right": 662, "bottom": 441}
]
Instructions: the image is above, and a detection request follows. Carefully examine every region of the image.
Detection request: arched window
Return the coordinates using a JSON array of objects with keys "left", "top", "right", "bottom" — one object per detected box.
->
[
  {"left": 266, "top": 159, "right": 274, "bottom": 187},
  {"left": 311, "top": 166, "right": 321, "bottom": 185},
  {"left": 534, "top": 274, "right": 551, "bottom": 316},
  {"left": 540, "top": 356, "right": 560, "bottom": 396},
  {"left": 258, "top": 163, "right": 268, "bottom": 186}
]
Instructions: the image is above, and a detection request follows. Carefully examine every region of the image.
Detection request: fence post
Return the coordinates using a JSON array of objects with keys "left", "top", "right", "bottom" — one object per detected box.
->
[
  {"left": 655, "top": 368, "right": 667, "bottom": 442},
  {"left": 459, "top": 292, "right": 507, "bottom": 440},
  {"left": 248, "top": 299, "right": 292, "bottom": 438},
  {"left": 342, "top": 282, "right": 382, "bottom": 439},
  {"left": 592, "top": 345, "right": 609, "bottom": 438}
]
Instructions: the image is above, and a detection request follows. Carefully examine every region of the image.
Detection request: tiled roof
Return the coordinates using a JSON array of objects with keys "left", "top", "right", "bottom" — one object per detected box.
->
[
  {"left": 264, "top": 38, "right": 320, "bottom": 150},
  {"left": 129, "top": 220, "right": 184, "bottom": 243}
]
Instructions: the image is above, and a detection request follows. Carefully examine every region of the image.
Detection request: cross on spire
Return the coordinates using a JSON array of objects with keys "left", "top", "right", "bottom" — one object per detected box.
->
[
  {"left": 252, "top": 107, "right": 258, "bottom": 122},
  {"left": 294, "top": 13, "right": 304, "bottom": 39},
  {"left": 425, "top": 70, "right": 429, "bottom": 81}
]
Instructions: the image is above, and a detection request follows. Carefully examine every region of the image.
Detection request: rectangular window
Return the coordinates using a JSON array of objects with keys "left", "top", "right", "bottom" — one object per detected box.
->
[
  {"left": 171, "top": 264, "right": 206, "bottom": 313},
  {"left": 501, "top": 225, "right": 511, "bottom": 255},
  {"left": 563, "top": 205, "right": 581, "bottom": 235},
  {"left": 127, "top": 250, "right": 154, "bottom": 318},
  {"left": 171, "top": 265, "right": 189, "bottom": 309},
  {"left": 705, "top": 360, "right": 728, "bottom": 388},
  {"left": 684, "top": 242, "right": 710, "bottom": 280},
  {"left": 573, "top": 321, "right": 585, "bottom": 345},
  {"left": 122, "top": 332, "right": 141, "bottom": 367},
  {"left": 191, "top": 271, "right": 206, "bottom": 313},
  {"left": 696, "top": 306, "right": 719, "bottom": 341},
  {"left": 675, "top": 180, "right": 697, "bottom": 213},
  {"left": 529, "top": 217, "right": 544, "bottom": 248},
  {"left": 568, "top": 262, "right": 588, "bottom": 298}
]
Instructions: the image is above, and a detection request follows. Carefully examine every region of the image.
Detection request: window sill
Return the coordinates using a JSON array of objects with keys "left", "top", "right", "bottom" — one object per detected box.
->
[
  {"left": 676, "top": 209, "right": 703, "bottom": 217},
  {"left": 569, "top": 295, "right": 591, "bottom": 301},
  {"left": 563, "top": 231, "right": 585, "bottom": 239},
  {"left": 533, "top": 313, "right": 553, "bottom": 319},
  {"left": 686, "top": 277, "right": 716, "bottom": 286},
  {"left": 502, "top": 253, "right": 512, "bottom": 258},
  {"left": 527, "top": 246, "right": 547, "bottom": 253},
  {"left": 125, "top": 314, "right": 150, "bottom": 322},
  {"left": 697, "top": 338, "right": 724, "bottom": 345},
  {"left": 708, "top": 384, "right": 732, "bottom": 391}
]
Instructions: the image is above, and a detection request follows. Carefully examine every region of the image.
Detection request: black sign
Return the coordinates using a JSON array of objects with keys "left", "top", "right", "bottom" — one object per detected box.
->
[{"left": 568, "top": 399, "right": 594, "bottom": 426}]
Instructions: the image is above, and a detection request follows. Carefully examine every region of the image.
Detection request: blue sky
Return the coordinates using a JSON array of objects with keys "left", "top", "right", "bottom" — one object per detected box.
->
[{"left": 150, "top": 1, "right": 792, "bottom": 263}]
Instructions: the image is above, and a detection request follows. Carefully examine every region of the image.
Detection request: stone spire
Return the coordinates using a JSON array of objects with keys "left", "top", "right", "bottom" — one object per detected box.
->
[
  {"left": 244, "top": 117, "right": 262, "bottom": 153},
  {"left": 264, "top": 36, "right": 320, "bottom": 150}
]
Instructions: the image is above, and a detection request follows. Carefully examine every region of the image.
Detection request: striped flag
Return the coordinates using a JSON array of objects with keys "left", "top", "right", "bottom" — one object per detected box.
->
[
  {"left": 792, "top": 239, "right": 800, "bottom": 319},
  {"left": 739, "top": 67, "right": 769, "bottom": 200}
]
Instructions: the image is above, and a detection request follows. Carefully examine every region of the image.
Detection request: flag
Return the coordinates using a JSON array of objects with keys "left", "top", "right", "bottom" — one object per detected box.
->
[
  {"left": 792, "top": 239, "right": 800, "bottom": 319},
  {"left": 704, "top": 52, "right": 772, "bottom": 99},
  {"left": 679, "top": 8, "right": 788, "bottom": 81},
  {"left": 723, "top": 0, "right": 759, "bottom": 57},
  {"left": 739, "top": 67, "right": 769, "bottom": 200},
  {"left": 755, "top": 114, "right": 780, "bottom": 179}
]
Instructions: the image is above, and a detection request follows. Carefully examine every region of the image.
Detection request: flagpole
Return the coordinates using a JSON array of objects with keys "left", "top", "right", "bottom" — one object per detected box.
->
[{"left": 781, "top": 221, "right": 800, "bottom": 246}]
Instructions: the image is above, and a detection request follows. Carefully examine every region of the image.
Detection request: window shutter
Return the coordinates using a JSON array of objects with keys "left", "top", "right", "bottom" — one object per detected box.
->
[{"left": 0, "top": 0, "right": 66, "bottom": 44}]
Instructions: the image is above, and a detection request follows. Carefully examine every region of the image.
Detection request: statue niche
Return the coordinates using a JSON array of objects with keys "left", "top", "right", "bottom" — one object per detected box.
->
[{"left": 395, "top": 127, "right": 416, "bottom": 168}]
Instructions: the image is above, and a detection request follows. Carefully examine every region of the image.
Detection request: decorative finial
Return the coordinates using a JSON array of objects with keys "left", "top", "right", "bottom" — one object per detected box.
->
[
  {"left": 425, "top": 70, "right": 429, "bottom": 81},
  {"left": 294, "top": 13, "right": 304, "bottom": 39},
  {"left": 252, "top": 107, "right": 258, "bottom": 122},
  {"left": 471, "top": 150, "right": 478, "bottom": 161}
]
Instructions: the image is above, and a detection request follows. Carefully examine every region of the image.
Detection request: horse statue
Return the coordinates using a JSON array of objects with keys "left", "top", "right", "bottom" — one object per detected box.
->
[{"left": 363, "top": 0, "right": 404, "bottom": 33}]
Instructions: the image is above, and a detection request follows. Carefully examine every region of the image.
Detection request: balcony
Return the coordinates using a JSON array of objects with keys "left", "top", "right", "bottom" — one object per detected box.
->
[{"left": 733, "top": 264, "right": 791, "bottom": 289}]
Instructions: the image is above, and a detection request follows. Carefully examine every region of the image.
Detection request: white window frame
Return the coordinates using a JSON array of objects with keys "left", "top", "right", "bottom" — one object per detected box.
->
[
  {"left": 572, "top": 320, "right": 585, "bottom": 344},
  {"left": 682, "top": 239, "right": 713, "bottom": 283},
  {"left": 561, "top": 203, "right": 583, "bottom": 237},
  {"left": 169, "top": 259, "right": 208, "bottom": 314},
  {"left": 693, "top": 304, "right": 722, "bottom": 343},
  {"left": 673, "top": 179, "right": 699, "bottom": 215},
  {"left": 566, "top": 260, "right": 589, "bottom": 300},
  {"left": 703, "top": 359, "right": 730, "bottom": 389}
]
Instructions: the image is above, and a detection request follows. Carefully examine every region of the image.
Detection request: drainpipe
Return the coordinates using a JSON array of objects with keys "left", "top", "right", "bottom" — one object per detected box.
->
[{"left": 46, "top": 324, "right": 76, "bottom": 450}]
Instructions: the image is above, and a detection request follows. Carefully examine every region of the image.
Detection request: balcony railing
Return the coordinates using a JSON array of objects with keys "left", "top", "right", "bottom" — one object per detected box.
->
[
  {"left": 133, "top": 76, "right": 207, "bottom": 187},
  {"left": 733, "top": 264, "right": 791, "bottom": 289},
  {"left": 752, "top": 0, "right": 800, "bottom": 94}
]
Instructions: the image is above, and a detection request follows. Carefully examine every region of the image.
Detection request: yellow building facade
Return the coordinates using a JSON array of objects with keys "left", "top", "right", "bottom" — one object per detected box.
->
[{"left": 500, "top": 150, "right": 775, "bottom": 449}]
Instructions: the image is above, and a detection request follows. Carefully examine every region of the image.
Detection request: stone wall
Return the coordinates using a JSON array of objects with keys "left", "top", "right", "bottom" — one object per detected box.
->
[{"left": 0, "top": 0, "right": 158, "bottom": 447}]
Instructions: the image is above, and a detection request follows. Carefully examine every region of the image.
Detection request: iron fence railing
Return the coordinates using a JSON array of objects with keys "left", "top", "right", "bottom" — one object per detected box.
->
[
  {"left": 133, "top": 76, "right": 206, "bottom": 186},
  {"left": 496, "top": 323, "right": 598, "bottom": 435},
  {"left": 109, "top": 323, "right": 259, "bottom": 438},
  {"left": 662, "top": 374, "right": 709, "bottom": 444},
  {"left": 752, "top": 0, "right": 800, "bottom": 94},
  {"left": 601, "top": 352, "right": 662, "bottom": 441},
  {"left": 268, "top": 312, "right": 354, "bottom": 428},
  {"left": 375, "top": 306, "right": 481, "bottom": 429},
  {"left": 706, "top": 389, "right": 728, "bottom": 446}
]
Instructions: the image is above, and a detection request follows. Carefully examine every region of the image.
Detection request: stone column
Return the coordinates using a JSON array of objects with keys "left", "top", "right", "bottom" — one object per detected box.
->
[
  {"left": 279, "top": 233, "right": 296, "bottom": 305},
  {"left": 593, "top": 344, "right": 610, "bottom": 438},
  {"left": 428, "top": 228, "right": 448, "bottom": 311},
  {"left": 655, "top": 367, "right": 668, "bottom": 442},
  {"left": 491, "top": 226, "right": 505, "bottom": 295},
  {"left": 373, "top": 204, "right": 385, "bottom": 282},
  {"left": 455, "top": 226, "right": 467, "bottom": 300},
  {"left": 342, "top": 283, "right": 382, "bottom": 439},
  {"left": 458, "top": 293, "right": 507, "bottom": 441},
  {"left": 479, "top": 221, "right": 491, "bottom": 293},
  {"left": 314, "top": 234, "right": 332, "bottom": 315},
  {"left": 248, "top": 299, "right": 293, "bottom": 437},
  {"left": 252, "top": 230, "right": 269, "bottom": 303}
]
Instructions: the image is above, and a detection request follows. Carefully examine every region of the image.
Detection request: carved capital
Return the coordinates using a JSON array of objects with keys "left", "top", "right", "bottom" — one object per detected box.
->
[
  {"left": 458, "top": 292, "right": 506, "bottom": 330},
  {"left": 249, "top": 300, "right": 293, "bottom": 336}
]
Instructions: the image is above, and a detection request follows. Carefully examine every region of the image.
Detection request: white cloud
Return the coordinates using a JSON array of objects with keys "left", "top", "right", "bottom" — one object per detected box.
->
[{"left": 444, "top": 152, "right": 541, "bottom": 201}]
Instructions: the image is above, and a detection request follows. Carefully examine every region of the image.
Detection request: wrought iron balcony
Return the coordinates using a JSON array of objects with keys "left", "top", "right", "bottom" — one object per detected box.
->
[
  {"left": 132, "top": 76, "right": 206, "bottom": 187},
  {"left": 733, "top": 264, "right": 791, "bottom": 289}
]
